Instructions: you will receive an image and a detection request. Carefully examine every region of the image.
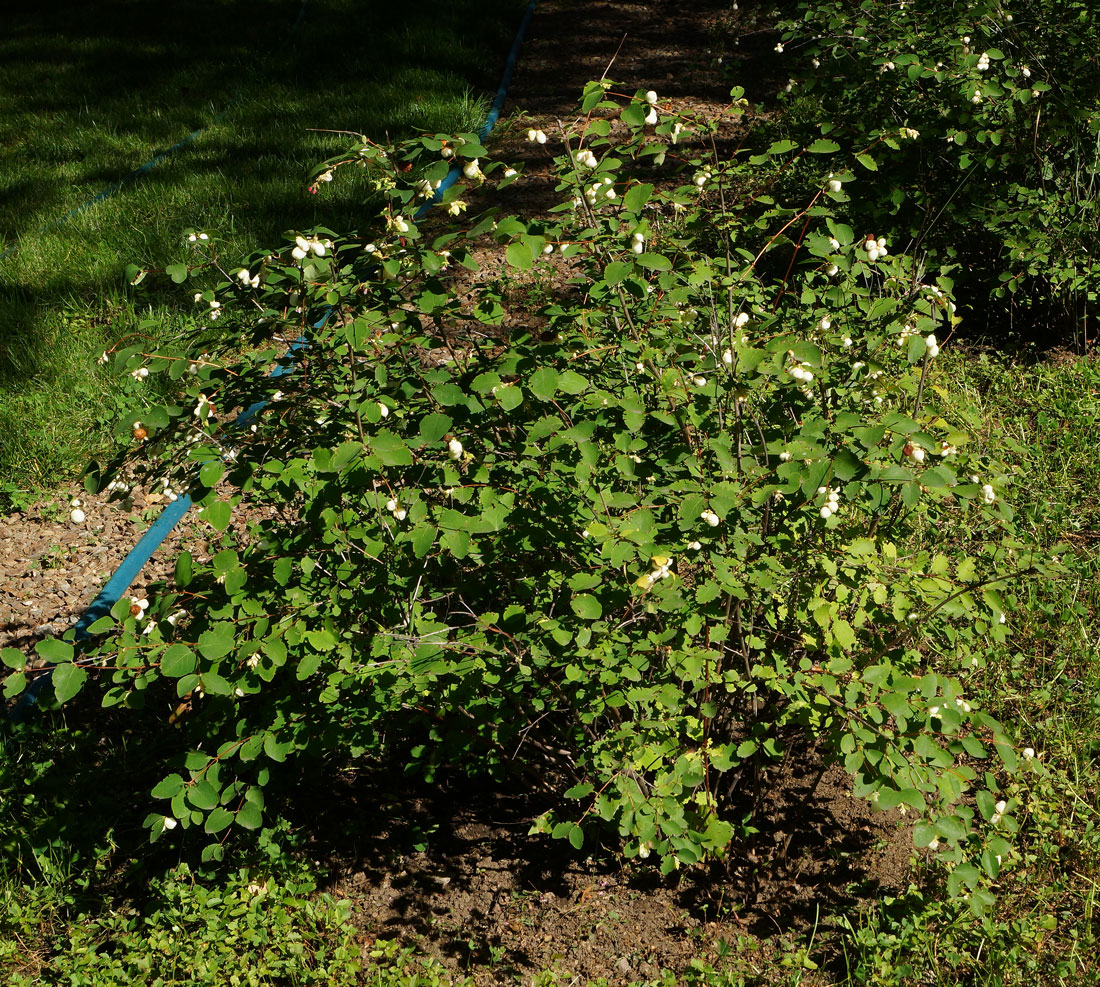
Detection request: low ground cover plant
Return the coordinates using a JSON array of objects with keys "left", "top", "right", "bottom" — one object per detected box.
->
[
  {"left": 1, "top": 860, "right": 361, "bottom": 986},
  {"left": 1, "top": 81, "right": 1054, "bottom": 925}
]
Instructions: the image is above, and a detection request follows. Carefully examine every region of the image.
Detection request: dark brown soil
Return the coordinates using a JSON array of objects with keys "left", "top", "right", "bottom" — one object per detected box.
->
[{"left": 317, "top": 751, "right": 915, "bottom": 985}]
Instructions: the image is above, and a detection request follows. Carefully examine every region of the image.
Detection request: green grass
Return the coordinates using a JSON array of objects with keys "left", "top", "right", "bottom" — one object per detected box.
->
[
  {"left": 0, "top": 0, "right": 522, "bottom": 493},
  {"left": 825, "top": 350, "right": 1100, "bottom": 985}
]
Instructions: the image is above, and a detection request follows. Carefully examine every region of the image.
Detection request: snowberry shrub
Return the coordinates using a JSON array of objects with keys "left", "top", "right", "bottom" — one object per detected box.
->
[
  {"left": 7, "top": 83, "right": 1053, "bottom": 911},
  {"left": 771, "top": 0, "right": 1100, "bottom": 338}
]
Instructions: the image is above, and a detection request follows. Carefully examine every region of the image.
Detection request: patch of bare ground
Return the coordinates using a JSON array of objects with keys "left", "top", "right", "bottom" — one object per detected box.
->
[
  {"left": 0, "top": 483, "right": 283, "bottom": 653},
  {"left": 308, "top": 745, "right": 914, "bottom": 986},
  {"left": 1, "top": 488, "right": 192, "bottom": 650}
]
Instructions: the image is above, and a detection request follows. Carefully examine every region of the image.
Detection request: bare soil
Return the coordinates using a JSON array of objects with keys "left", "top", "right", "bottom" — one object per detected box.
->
[{"left": 317, "top": 753, "right": 914, "bottom": 985}]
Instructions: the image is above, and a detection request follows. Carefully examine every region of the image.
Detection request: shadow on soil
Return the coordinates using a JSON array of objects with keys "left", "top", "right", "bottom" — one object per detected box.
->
[{"left": 284, "top": 742, "right": 914, "bottom": 984}]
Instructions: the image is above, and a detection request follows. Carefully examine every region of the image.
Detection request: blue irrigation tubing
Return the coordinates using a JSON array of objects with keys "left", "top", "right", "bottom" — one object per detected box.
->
[
  {"left": 0, "top": 0, "right": 312, "bottom": 264},
  {"left": 4, "top": 0, "right": 538, "bottom": 724},
  {"left": 5, "top": 336, "right": 316, "bottom": 722},
  {"left": 480, "top": 0, "right": 537, "bottom": 139}
]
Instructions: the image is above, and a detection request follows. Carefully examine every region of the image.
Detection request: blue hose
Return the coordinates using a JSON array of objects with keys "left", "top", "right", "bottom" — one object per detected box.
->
[
  {"left": 480, "top": 0, "right": 537, "bottom": 139},
  {"left": 4, "top": 0, "right": 538, "bottom": 723}
]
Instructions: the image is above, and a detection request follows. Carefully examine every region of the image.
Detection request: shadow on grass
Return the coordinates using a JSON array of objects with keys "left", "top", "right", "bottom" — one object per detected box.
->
[{"left": 0, "top": 0, "right": 523, "bottom": 434}]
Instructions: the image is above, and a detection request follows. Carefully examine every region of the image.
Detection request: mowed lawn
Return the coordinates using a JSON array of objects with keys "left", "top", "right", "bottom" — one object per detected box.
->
[{"left": 0, "top": 0, "right": 523, "bottom": 494}]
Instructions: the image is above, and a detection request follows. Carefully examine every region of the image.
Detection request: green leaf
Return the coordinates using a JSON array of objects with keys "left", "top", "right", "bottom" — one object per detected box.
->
[
  {"left": 791, "top": 340, "right": 822, "bottom": 367},
  {"left": 623, "top": 182, "right": 654, "bottom": 214},
  {"left": 432, "top": 383, "right": 467, "bottom": 406},
  {"left": 199, "top": 461, "right": 225, "bottom": 488},
  {"left": 961, "top": 734, "right": 989, "bottom": 759},
  {"left": 235, "top": 802, "right": 263, "bottom": 830},
  {"left": 570, "top": 594, "right": 603, "bottom": 620},
  {"left": 557, "top": 371, "right": 589, "bottom": 394},
  {"left": 506, "top": 241, "right": 533, "bottom": 270},
  {"left": 175, "top": 551, "right": 193, "bottom": 588},
  {"left": 264, "top": 732, "right": 291, "bottom": 763},
  {"left": 913, "top": 821, "right": 937, "bottom": 848},
  {"left": 529, "top": 368, "right": 559, "bottom": 401},
  {"left": 581, "top": 84, "right": 606, "bottom": 112},
  {"left": 152, "top": 774, "right": 185, "bottom": 799},
  {"left": 204, "top": 807, "right": 235, "bottom": 834},
  {"left": 833, "top": 618, "right": 856, "bottom": 650},
  {"left": 187, "top": 780, "right": 219, "bottom": 811},
  {"left": 2, "top": 647, "right": 26, "bottom": 670},
  {"left": 35, "top": 638, "right": 73, "bottom": 663},
  {"left": 330, "top": 441, "right": 362, "bottom": 470},
  {"left": 297, "top": 652, "right": 321, "bottom": 680},
  {"left": 161, "top": 645, "right": 197, "bottom": 678},
  {"left": 198, "top": 629, "right": 236, "bottom": 661},
  {"left": 855, "top": 152, "right": 878, "bottom": 171},
  {"left": 213, "top": 549, "right": 238, "bottom": 574},
  {"left": 200, "top": 501, "right": 232, "bottom": 531},
  {"left": 3, "top": 672, "right": 26, "bottom": 699},
  {"left": 636, "top": 252, "right": 672, "bottom": 271},
  {"left": 956, "top": 557, "right": 978, "bottom": 582},
  {"left": 53, "top": 662, "right": 87, "bottom": 704},
  {"left": 806, "top": 138, "right": 840, "bottom": 154},
  {"left": 947, "top": 862, "right": 980, "bottom": 898},
  {"left": 994, "top": 733, "right": 1017, "bottom": 772},
  {"left": 200, "top": 672, "right": 231, "bottom": 696},
  {"left": 306, "top": 628, "right": 336, "bottom": 651},
  {"left": 418, "top": 413, "right": 452, "bottom": 443},
  {"left": 496, "top": 385, "right": 523, "bottom": 412},
  {"left": 166, "top": 263, "right": 189, "bottom": 284},
  {"left": 370, "top": 429, "right": 413, "bottom": 466},
  {"left": 273, "top": 558, "right": 292, "bottom": 586},
  {"left": 604, "top": 261, "right": 633, "bottom": 285},
  {"left": 881, "top": 691, "right": 912, "bottom": 721},
  {"left": 568, "top": 824, "right": 584, "bottom": 850},
  {"left": 410, "top": 525, "right": 437, "bottom": 559}
]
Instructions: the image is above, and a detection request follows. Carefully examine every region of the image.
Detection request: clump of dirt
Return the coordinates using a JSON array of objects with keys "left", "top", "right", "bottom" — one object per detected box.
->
[{"left": 308, "top": 749, "right": 915, "bottom": 986}]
